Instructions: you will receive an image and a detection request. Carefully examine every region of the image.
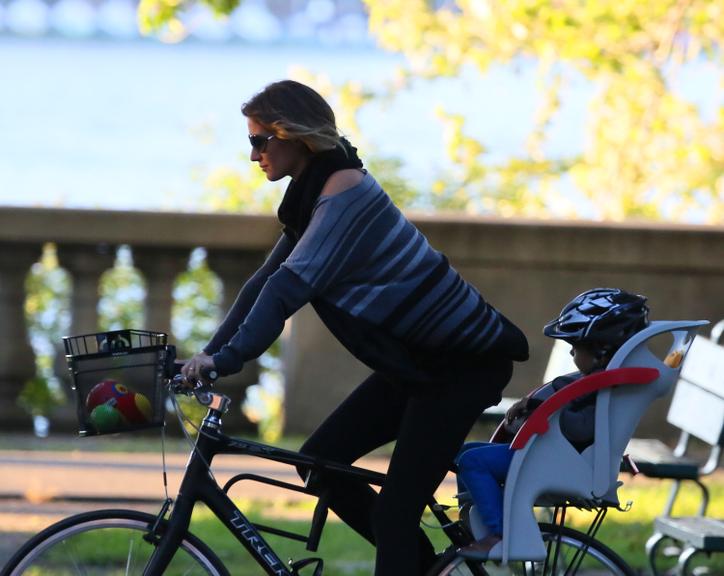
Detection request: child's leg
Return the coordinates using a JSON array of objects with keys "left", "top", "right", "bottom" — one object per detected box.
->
[
  {"left": 457, "top": 443, "right": 515, "bottom": 536},
  {"left": 455, "top": 441, "right": 488, "bottom": 497}
]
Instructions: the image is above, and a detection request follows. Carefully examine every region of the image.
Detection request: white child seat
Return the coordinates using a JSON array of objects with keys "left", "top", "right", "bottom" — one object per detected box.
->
[{"left": 473, "top": 320, "right": 709, "bottom": 564}]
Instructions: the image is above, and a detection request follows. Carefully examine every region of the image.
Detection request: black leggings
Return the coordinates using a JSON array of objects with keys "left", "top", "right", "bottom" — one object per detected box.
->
[{"left": 299, "top": 357, "right": 513, "bottom": 576}]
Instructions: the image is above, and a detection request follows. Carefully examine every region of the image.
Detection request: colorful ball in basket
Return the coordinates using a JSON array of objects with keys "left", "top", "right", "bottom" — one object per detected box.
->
[
  {"left": 90, "top": 403, "right": 124, "bottom": 433},
  {"left": 115, "top": 392, "right": 152, "bottom": 425},
  {"left": 86, "top": 380, "right": 129, "bottom": 412}
]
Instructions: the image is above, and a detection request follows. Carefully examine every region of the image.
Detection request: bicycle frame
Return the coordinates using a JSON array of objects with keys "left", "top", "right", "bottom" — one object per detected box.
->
[{"left": 142, "top": 404, "right": 470, "bottom": 576}]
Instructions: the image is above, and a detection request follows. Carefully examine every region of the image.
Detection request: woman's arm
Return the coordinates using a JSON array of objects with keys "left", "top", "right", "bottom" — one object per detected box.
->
[
  {"left": 211, "top": 266, "right": 315, "bottom": 375},
  {"left": 203, "top": 234, "right": 294, "bottom": 355},
  {"left": 209, "top": 184, "right": 369, "bottom": 375}
]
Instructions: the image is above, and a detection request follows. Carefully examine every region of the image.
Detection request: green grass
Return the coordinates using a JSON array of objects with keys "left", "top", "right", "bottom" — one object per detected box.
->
[
  {"left": 185, "top": 501, "right": 452, "bottom": 576},
  {"left": 542, "top": 475, "right": 724, "bottom": 573},
  {"left": 190, "top": 509, "right": 376, "bottom": 575},
  {"left": 185, "top": 475, "right": 724, "bottom": 575},
  {"left": 4, "top": 433, "right": 723, "bottom": 573},
  {"left": 11, "top": 476, "right": 723, "bottom": 575}
]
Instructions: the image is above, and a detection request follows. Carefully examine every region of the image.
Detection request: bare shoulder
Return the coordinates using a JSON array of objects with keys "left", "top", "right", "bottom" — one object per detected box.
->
[{"left": 320, "top": 169, "right": 365, "bottom": 197}]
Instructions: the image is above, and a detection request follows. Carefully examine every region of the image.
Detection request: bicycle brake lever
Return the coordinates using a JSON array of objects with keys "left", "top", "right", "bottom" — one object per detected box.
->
[
  {"left": 170, "top": 374, "right": 195, "bottom": 396},
  {"left": 194, "top": 389, "right": 214, "bottom": 406},
  {"left": 195, "top": 389, "right": 231, "bottom": 413}
]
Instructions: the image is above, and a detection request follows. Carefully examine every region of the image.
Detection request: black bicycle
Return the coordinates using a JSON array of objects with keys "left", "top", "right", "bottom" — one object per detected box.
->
[{"left": 1, "top": 330, "right": 636, "bottom": 576}]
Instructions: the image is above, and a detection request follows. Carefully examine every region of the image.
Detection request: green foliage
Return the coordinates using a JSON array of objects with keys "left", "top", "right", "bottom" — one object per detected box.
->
[
  {"left": 138, "top": 0, "right": 723, "bottom": 222},
  {"left": 171, "top": 248, "right": 222, "bottom": 357},
  {"left": 22, "top": 244, "right": 71, "bottom": 415},
  {"left": 179, "top": 475, "right": 724, "bottom": 573},
  {"left": 24, "top": 244, "right": 71, "bottom": 357},
  {"left": 202, "top": 165, "right": 282, "bottom": 213},
  {"left": 137, "top": 0, "right": 238, "bottom": 41},
  {"left": 17, "top": 376, "right": 64, "bottom": 417},
  {"left": 364, "top": 0, "right": 723, "bottom": 221},
  {"left": 197, "top": 67, "right": 419, "bottom": 214},
  {"left": 243, "top": 340, "right": 284, "bottom": 443},
  {"left": 98, "top": 246, "right": 146, "bottom": 331},
  {"left": 366, "top": 155, "right": 419, "bottom": 208},
  {"left": 243, "top": 378, "right": 284, "bottom": 443},
  {"left": 167, "top": 249, "right": 223, "bottom": 432},
  {"left": 286, "top": 68, "right": 420, "bottom": 210}
]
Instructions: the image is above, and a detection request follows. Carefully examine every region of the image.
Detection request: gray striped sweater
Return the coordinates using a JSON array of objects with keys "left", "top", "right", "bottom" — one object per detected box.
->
[{"left": 210, "top": 172, "right": 508, "bottom": 377}]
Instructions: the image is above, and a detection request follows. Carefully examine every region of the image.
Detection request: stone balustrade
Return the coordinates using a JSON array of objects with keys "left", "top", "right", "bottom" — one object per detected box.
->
[
  {"left": 1, "top": 206, "right": 723, "bottom": 437},
  {"left": 0, "top": 207, "right": 278, "bottom": 434}
]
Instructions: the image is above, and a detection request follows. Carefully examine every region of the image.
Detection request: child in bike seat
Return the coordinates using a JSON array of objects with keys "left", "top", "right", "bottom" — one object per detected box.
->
[{"left": 455, "top": 287, "right": 649, "bottom": 560}]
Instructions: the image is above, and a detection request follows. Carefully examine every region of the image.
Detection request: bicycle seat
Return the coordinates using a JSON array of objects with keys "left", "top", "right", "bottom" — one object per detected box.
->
[{"left": 474, "top": 320, "right": 708, "bottom": 564}]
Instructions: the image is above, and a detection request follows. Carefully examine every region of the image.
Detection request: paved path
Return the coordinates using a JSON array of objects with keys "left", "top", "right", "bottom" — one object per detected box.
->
[{"left": 0, "top": 447, "right": 457, "bottom": 566}]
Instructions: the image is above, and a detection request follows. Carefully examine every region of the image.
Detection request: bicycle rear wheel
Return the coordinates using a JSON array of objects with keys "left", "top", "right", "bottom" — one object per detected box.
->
[
  {"left": 2, "top": 509, "right": 229, "bottom": 576},
  {"left": 428, "top": 523, "right": 635, "bottom": 576}
]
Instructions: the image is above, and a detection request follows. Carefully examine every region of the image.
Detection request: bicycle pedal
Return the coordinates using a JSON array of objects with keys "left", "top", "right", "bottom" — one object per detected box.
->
[{"left": 289, "top": 557, "right": 323, "bottom": 575}]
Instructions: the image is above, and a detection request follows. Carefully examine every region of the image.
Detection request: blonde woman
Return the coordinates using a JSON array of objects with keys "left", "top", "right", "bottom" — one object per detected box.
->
[{"left": 183, "top": 80, "right": 529, "bottom": 576}]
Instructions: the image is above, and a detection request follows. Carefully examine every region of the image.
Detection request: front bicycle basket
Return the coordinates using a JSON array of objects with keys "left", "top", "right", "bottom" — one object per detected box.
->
[{"left": 63, "top": 330, "right": 174, "bottom": 437}]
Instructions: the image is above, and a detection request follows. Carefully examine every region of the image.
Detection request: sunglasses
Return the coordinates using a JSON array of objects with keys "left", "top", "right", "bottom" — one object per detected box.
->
[{"left": 248, "top": 133, "right": 276, "bottom": 153}]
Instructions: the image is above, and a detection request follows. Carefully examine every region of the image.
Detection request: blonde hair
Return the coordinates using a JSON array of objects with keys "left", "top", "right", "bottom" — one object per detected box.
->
[{"left": 242, "top": 80, "right": 340, "bottom": 154}]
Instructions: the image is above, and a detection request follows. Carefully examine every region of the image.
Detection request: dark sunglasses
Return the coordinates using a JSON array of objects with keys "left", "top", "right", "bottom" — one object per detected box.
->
[{"left": 248, "top": 133, "right": 276, "bottom": 153}]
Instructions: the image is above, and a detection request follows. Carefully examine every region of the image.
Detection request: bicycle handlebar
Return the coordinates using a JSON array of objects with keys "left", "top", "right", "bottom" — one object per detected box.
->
[{"left": 169, "top": 368, "right": 230, "bottom": 414}]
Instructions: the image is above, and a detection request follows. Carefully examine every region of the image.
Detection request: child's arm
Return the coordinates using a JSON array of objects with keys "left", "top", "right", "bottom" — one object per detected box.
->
[
  {"left": 510, "top": 367, "right": 659, "bottom": 450},
  {"left": 503, "top": 397, "right": 545, "bottom": 435},
  {"left": 491, "top": 375, "right": 577, "bottom": 442}
]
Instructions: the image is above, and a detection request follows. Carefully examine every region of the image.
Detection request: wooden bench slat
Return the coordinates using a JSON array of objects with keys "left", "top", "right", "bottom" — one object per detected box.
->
[
  {"left": 625, "top": 438, "right": 700, "bottom": 479},
  {"left": 654, "top": 516, "right": 724, "bottom": 552}
]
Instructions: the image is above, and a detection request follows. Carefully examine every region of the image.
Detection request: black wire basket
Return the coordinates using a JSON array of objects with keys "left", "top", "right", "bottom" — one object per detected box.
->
[{"left": 63, "top": 330, "right": 175, "bottom": 437}]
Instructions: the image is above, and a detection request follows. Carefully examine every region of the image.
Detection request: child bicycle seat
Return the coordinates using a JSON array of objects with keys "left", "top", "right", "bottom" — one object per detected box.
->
[{"left": 471, "top": 320, "right": 708, "bottom": 564}]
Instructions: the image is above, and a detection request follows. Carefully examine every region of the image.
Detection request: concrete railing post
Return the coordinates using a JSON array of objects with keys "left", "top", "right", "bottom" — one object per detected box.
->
[
  {"left": 0, "top": 242, "right": 43, "bottom": 430},
  {"left": 56, "top": 243, "right": 117, "bottom": 336},
  {"left": 132, "top": 246, "right": 191, "bottom": 338},
  {"left": 283, "top": 306, "right": 372, "bottom": 435},
  {"left": 206, "top": 249, "right": 266, "bottom": 434},
  {"left": 51, "top": 243, "right": 118, "bottom": 431}
]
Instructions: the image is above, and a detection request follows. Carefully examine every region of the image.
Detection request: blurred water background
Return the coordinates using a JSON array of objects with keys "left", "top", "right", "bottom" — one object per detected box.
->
[{"left": 0, "top": 0, "right": 718, "bottom": 212}]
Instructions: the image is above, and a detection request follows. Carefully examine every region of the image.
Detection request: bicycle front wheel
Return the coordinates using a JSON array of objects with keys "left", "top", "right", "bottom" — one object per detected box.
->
[
  {"left": 2, "top": 509, "right": 229, "bottom": 576},
  {"left": 428, "top": 523, "right": 636, "bottom": 576}
]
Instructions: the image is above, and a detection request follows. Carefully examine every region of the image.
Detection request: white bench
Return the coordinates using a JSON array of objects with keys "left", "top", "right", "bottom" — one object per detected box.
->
[{"left": 633, "top": 321, "right": 724, "bottom": 576}]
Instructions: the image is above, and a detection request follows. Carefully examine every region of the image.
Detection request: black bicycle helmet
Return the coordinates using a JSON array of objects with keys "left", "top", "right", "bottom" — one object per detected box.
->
[{"left": 543, "top": 288, "right": 649, "bottom": 351}]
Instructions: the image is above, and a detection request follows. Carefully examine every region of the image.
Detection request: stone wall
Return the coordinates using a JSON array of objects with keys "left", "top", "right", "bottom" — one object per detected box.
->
[
  {"left": 1, "top": 207, "right": 722, "bottom": 438},
  {"left": 284, "top": 216, "right": 724, "bottom": 438}
]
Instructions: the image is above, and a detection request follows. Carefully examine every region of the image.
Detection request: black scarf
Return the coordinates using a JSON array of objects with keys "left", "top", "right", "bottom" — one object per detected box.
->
[{"left": 277, "top": 137, "right": 363, "bottom": 242}]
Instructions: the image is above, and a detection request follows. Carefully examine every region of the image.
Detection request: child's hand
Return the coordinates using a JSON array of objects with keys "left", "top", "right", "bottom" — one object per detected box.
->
[
  {"left": 504, "top": 398, "right": 530, "bottom": 423},
  {"left": 503, "top": 415, "right": 526, "bottom": 435},
  {"left": 503, "top": 397, "right": 545, "bottom": 435}
]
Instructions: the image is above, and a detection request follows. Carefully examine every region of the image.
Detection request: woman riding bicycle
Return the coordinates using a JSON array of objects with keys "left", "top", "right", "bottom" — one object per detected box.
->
[{"left": 182, "top": 79, "right": 529, "bottom": 576}]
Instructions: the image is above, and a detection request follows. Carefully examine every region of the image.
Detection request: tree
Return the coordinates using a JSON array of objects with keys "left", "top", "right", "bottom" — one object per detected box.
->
[
  {"left": 138, "top": 0, "right": 723, "bottom": 222},
  {"left": 366, "top": 0, "right": 723, "bottom": 221}
]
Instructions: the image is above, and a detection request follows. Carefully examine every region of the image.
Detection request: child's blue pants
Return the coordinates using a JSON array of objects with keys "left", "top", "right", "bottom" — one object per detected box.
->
[{"left": 457, "top": 442, "right": 515, "bottom": 536}]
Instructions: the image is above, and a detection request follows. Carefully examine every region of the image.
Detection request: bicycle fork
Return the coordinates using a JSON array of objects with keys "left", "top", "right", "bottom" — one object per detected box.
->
[{"left": 142, "top": 495, "right": 196, "bottom": 576}]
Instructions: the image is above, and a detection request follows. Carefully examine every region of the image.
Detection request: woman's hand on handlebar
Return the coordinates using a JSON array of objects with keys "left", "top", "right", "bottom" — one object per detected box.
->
[{"left": 181, "top": 351, "right": 218, "bottom": 386}]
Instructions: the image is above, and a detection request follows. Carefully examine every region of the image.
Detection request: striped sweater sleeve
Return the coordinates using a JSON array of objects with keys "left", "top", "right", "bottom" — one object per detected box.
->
[
  {"left": 211, "top": 267, "right": 314, "bottom": 375},
  {"left": 203, "top": 234, "right": 293, "bottom": 355},
  {"left": 210, "top": 198, "right": 353, "bottom": 375}
]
